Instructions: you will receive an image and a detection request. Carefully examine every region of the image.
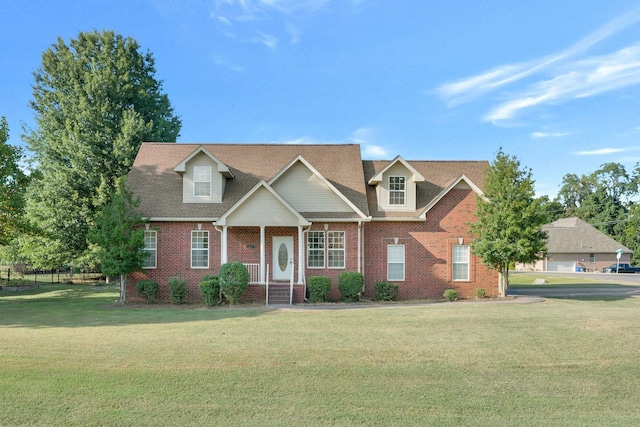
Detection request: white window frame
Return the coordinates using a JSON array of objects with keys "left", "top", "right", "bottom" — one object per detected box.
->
[
  {"left": 452, "top": 245, "right": 470, "bottom": 281},
  {"left": 327, "top": 231, "right": 345, "bottom": 269},
  {"left": 388, "top": 176, "right": 406, "bottom": 206},
  {"left": 193, "top": 166, "right": 212, "bottom": 198},
  {"left": 191, "top": 230, "right": 209, "bottom": 269},
  {"left": 387, "top": 244, "right": 405, "bottom": 281},
  {"left": 142, "top": 230, "right": 157, "bottom": 269},
  {"left": 307, "top": 231, "right": 325, "bottom": 268}
]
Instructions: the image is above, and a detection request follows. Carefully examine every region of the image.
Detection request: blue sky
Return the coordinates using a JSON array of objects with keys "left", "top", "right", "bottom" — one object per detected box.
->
[{"left": 3, "top": 0, "right": 640, "bottom": 197}]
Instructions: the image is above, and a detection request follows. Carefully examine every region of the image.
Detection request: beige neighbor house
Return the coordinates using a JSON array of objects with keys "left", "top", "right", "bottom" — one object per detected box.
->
[
  {"left": 126, "top": 142, "right": 498, "bottom": 304},
  {"left": 518, "top": 217, "right": 632, "bottom": 272}
]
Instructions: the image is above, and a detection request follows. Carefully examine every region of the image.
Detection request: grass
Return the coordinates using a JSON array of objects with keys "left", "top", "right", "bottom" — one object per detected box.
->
[
  {"left": 2, "top": 283, "right": 640, "bottom": 426},
  {"left": 510, "top": 272, "right": 632, "bottom": 287}
]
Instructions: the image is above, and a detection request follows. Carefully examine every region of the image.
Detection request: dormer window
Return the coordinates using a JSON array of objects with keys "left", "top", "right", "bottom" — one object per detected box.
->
[
  {"left": 193, "top": 166, "right": 212, "bottom": 197},
  {"left": 389, "top": 176, "right": 406, "bottom": 206}
]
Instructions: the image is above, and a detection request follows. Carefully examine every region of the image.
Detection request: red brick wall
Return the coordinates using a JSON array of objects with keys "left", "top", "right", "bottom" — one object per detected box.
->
[
  {"left": 127, "top": 222, "right": 222, "bottom": 303},
  {"left": 363, "top": 189, "right": 497, "bottom": 300},
  {"left": 127, "top": 193, "right": 497, "bottom": 304}
]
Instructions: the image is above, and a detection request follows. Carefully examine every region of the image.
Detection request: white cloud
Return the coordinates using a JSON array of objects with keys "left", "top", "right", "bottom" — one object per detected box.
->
[
  {"left": 437, "top": 6, "right": 640, "bottom": 123},
  {"left": 253, "top": 30, "right": 278, "bottom": 49},
  {"left": 574, "top": 147, "right": 627, "bottom": 156},
  {"left": 212, "top": 55, "right": 244, "bottom": 72},
  {"left": 531, "top": 131, "right": 571, "bottom": 139}
]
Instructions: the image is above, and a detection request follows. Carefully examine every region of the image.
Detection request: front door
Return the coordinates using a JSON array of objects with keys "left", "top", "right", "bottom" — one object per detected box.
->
[{"left": 272, "top": 236, "right": 294, "bottom": 281}]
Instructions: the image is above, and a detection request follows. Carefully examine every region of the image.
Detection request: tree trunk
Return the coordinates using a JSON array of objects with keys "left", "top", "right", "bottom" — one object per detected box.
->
[
  {"left": 498, "top": 268, "right": 509, "bottom": 297},
  {"left": 120, "top": 275, "right": 126, "bottom": 304}
]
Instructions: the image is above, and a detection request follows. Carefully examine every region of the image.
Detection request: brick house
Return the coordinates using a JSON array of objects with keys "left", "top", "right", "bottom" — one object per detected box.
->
[{"left": 126, "top": 143, "right": 497, "bottom": 303}]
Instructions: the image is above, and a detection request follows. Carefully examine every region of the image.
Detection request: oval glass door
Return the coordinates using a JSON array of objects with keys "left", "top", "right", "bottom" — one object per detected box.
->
[
  {"left": 272, "top": 236, "right": 294, "bottom": 281},
  {"left": 278, "top": 243, "right": 288, "bottom": 272}
]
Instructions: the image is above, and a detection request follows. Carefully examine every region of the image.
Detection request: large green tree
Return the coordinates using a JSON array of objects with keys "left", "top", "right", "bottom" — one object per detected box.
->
[
  {"left": 0, "top": 117, "right": 28, "bottom": 246},
  {"left": 555, "top": 162, "right": 638, "bottom": 260},
  {"left": 89, "top": 177, "right": 147, "bottom": 303},
  {"left": 21, "top": 30, "right": 181, "bottom": 268},
  {"left": 470, "top": 149, "right": 547, "bottom": 297}
]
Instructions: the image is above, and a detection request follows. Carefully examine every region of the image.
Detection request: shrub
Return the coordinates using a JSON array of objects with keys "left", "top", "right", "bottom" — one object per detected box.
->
[
  {"left": 338, "top": 271, "right": 363, "bottom": 302},
  {"left": 199, "top": 275, "right": 221, "bottom": 306},
  {"left": 168, "top": 276, "right": 186, "bottom": 304},
  {"left": 443, "top": 289, "right": 458, "bottom": 301},
  {"left": 135, "top": 280, "right": 158, "bottom": 303},
  {"left": 308, "top": 276, "right": 331, "bottom": 302},
  {"left": 375, "top": 282, "right": 398, "bottom": 301},
  {"left": 219, "top": 262, "right": 249, "bottom": 305},
  {"left": 474, "top": 288, "right": 486, "bottom": 299}
]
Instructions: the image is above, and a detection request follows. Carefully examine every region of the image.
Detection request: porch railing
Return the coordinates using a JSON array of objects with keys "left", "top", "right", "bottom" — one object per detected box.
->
[{"left": 243, "top": 263, "right": 260, "bottom": 283}]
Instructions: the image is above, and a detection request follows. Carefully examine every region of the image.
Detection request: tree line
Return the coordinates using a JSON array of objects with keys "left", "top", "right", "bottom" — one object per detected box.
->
[{"left": 0, "top": 30, "right": 638, "bottom": 298}]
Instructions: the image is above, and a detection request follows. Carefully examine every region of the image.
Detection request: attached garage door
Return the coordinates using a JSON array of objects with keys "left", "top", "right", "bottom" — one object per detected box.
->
[{"left": 547, "top": 261, "right": 574, "bottom": 272}]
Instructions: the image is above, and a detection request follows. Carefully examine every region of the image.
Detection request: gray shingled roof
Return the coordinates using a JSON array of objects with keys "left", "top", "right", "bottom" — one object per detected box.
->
[
  {"left": 128, "top": 143, "right": 490, "bottom": 221},
  {"left": 128, "top": 143, "right": 370, "bottom": 220},
  {"left": 362, "top": 160, "right": 489, "bottom": 218},
  {"left": 543, "top": 217, "right": 632, "bottom": 254}
]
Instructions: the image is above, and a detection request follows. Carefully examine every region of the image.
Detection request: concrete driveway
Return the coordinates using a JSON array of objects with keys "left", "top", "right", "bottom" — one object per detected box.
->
[{"left": 509, "top": 272, "right": 640, "bottom": 299}]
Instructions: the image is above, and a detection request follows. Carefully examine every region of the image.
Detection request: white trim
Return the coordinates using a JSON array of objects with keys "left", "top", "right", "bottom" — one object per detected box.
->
[
  {"left": 368, "top": 155, "right": 425, "bottom": 184},
  {"left": 191, "top": 230, "right": 210, "bottom": 269},
  {"left": 193, "top": 165, "right": 212, "bottom": 197},
  {"left": 142, "top": 230, "right": 157, "bottom": 269},
  {"left": 387, "top": 244, "right": 405, "bottom": 281},
  {"left": 174, "top": 145, "right": 234, "bottom": 178},
  {"left": 388, "top": 175, "right": 406, "bottom": 206},
  {"left": 452, "top": 244, "right": 470, "bottom": 281}
]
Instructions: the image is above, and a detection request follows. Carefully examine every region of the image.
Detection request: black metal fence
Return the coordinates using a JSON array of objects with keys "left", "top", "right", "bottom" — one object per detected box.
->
[{"left": 0, "top": 266, "right": 104, "bottom": 285}]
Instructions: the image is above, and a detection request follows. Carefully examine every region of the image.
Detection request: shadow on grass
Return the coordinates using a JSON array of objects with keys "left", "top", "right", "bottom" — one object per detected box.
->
[{"left": 0, "top": 283, "right": 270, "bottom": 329}]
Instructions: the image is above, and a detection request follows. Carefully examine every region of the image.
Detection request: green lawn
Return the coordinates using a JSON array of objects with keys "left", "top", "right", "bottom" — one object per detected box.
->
[{"left": 2, "top": 283, "right": 640, "bottom": 426}]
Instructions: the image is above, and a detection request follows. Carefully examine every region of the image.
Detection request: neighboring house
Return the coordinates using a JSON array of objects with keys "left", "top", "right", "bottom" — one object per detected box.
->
[
  {"left": 518, "top": 217, "right": 632, "bottom": 272},
  {"left": 126, "top": 143, "right": 497, "bottom": 303}
]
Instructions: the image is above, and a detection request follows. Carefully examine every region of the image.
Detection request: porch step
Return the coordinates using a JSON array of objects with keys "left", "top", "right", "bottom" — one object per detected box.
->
[{"left": 267, "top": 284, "right": 291, "bottom": 305}]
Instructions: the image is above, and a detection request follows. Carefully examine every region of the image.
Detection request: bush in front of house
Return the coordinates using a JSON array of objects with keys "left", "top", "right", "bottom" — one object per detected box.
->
[
  {"left": 168, "top": 276, "right": 186, "bottom": 304},
  {"left": 474, "top": 288, "right": 486, "bottom": 299},
  {"left": 375, "top": 282, "right": 398, "bottom": 301},
  {"left": 199, "top": 275, "right": 221, "bottom": 306},
  {"left": 308, "top": 276, "right": 331, "bottom": 302},
  {"left": 338, "top": 271, "right": 363, "bottom": 302},
  {"left": 443, "top": 289, "right": 458, "bottom": 301},
  {"left": 219, "top": 261, "right": 249, "bottom": 305},
  {"left": 135, "top": 280, "right": 158, "bottom": 303}
]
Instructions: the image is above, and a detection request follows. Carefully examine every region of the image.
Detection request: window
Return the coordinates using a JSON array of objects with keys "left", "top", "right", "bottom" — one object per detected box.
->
[
  {"left": 327, "top": 231, "right": 345, "bottom": 268},
  {"left": 307, "top": 231, "right": 325, "bottom": 268},
  {"left": 193, "top": 166, "right": 212, "bottom": 197},
  {"left": 388, "top": 176, "right": 406, "bottom": 205},
  {"left": 452, "top": 245, "right": 470, "bottom": 281},
  {"left": 142, "top": 230, "right": 157, "bottom": 269},
  {"left": 191, "top": 230, "right": 209, "bottom": 268},
  {"left": 589, "top": 253, "right": 595, "bottom": 263},
  {"left": 387, "top": 244, "right": 405, "bottom": 281}
]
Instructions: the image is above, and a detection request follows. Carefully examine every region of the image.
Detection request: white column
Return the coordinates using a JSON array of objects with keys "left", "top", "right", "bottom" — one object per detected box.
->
[
  {"left": 260, "top": 226, "right": 266, "bottom": 284},
  {"left": 221, "top": 226, "right": 228, "bottom": 264},
  {"left": 298, "top": 225, "right": 304, "bottom": 284}
]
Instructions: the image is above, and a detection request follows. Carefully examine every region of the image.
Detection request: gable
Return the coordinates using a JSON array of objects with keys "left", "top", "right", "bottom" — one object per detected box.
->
[
  {"left": 220, "top": 184, "right": 308, "bottom": 227},
  {"left": 270, "top": 160, "right": 354, "bottom": 213},
  {"left": 374, "top": 161, "right": 418, "bottom": 212}
]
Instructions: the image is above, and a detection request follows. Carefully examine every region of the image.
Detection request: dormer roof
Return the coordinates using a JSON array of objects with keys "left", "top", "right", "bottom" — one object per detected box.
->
[
  {"left": 173, "top": 145, "right": 235, "bottom": 178},
  {"left": 367, "top": 155, "right": 425, "bottom": 185}
]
